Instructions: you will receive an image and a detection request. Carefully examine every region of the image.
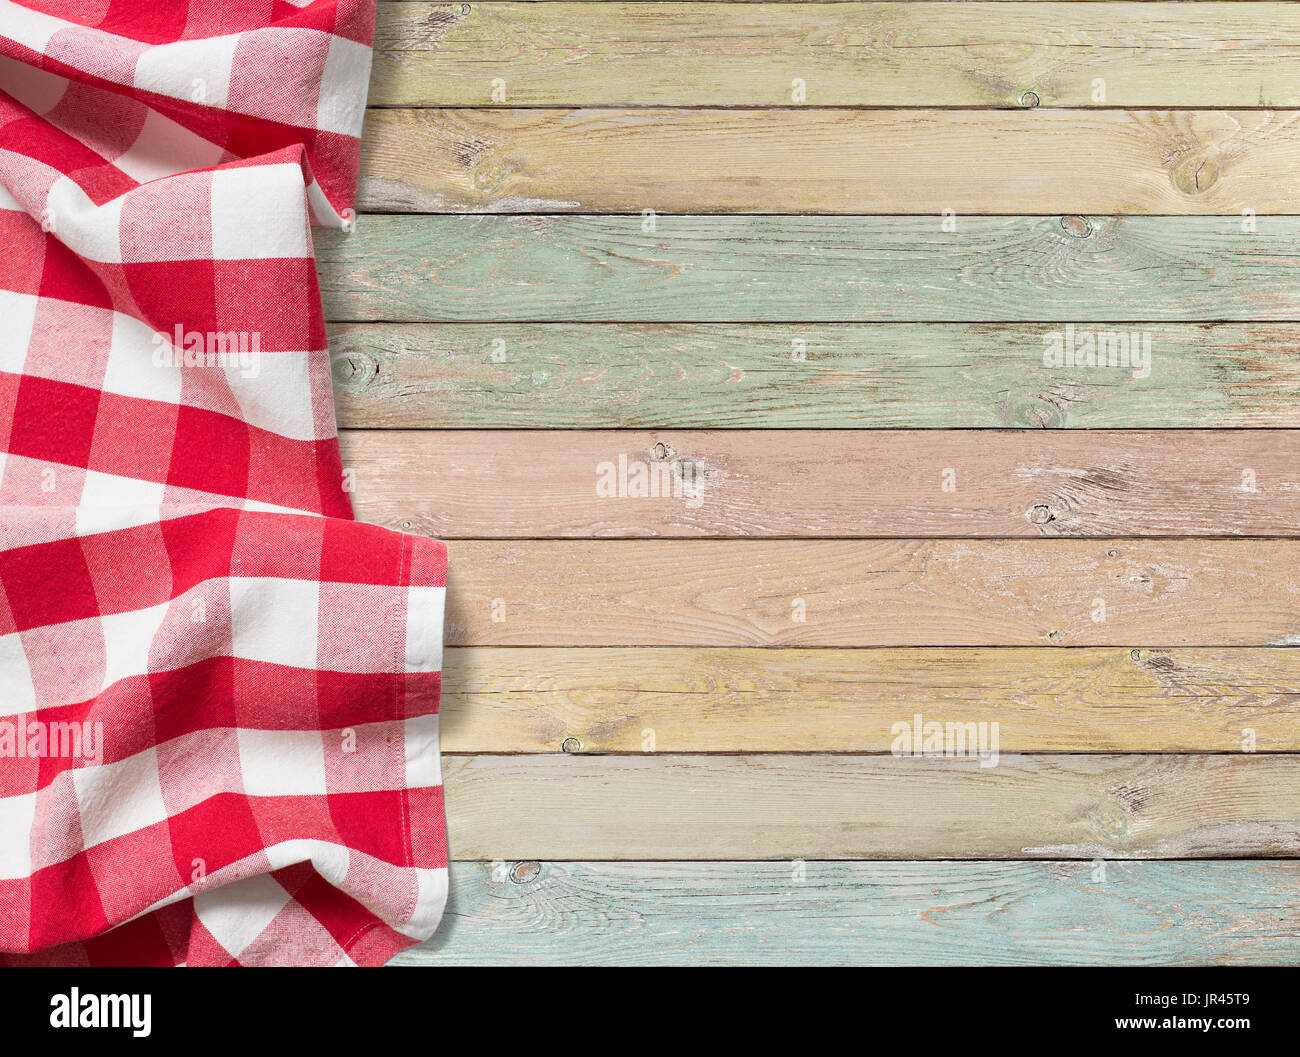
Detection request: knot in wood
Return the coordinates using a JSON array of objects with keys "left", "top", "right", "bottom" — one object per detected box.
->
[
  {"left": 1171, "top": 154, "right": 1220, "bottom": 196},
  {"left": 1060, "top": 215, "right": 1093, "bottom": 239},
  {"left": 509, "top": 861, "right": 541, "bottom": 884}
]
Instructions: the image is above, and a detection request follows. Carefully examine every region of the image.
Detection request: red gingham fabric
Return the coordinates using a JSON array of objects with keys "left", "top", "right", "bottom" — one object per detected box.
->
[{"left": 0, "top": 0, "right": 449, "bottom": 966}]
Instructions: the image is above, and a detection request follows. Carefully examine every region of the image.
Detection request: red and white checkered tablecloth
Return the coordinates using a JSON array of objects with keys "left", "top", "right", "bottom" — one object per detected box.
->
[{"left": 0, "top": 0, "right": 449, "bottom": 966}]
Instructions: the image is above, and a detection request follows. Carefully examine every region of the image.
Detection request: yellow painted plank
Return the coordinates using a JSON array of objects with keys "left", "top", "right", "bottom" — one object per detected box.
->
[
  {"left": 443, "top": 753, "right": 1300, "bottom": 859},
  {"left": 372, "top": 3, "right": 1300, "bottom": 108},
  {"left": 439, "top": 539, "right": 1300, "bottom": 647},
  {"left": 359, "top": 108, "right": 1300, "bottom": 214},
  {"left": 441, "top": 646, "right": 1300, "bottom": 753}
]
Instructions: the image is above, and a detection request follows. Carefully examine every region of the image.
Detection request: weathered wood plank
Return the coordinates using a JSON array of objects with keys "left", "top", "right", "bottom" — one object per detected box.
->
[
  {"left": 342, "top": 429, "right": 1300, "bottom": 538},
  {"left": 359, "top": 108, "right": 1300, "bottom": 214},
  {"left": 442, "top": 753, "right": 1300, "bottom": 859},
  {"left": 440, "top": 646, "right": 1300, "bottom": 753},
  {"left": 318, "top": 216, "right": 1300, "bottom": 323},
  {"left": 438, "top": 539, "right": 1300, "bottom": 646},
  {"left": 372, "top": 3, "right": 1300, "bottom": 109},
  {"left": 395, "top": 860, "right": 1300, "bottom": 966},
  {"left": 329, "top": 322, "right": 1300, "bottom": 429}
]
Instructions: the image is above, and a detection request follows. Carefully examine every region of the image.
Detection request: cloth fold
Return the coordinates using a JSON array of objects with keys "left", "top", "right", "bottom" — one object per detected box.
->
[{"left": 0, "top": 0, "right": 448, "bottom": 966}]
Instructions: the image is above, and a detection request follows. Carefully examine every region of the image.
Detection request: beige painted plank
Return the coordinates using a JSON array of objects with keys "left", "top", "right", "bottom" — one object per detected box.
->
[
  {"left": 438, "top": 539, "right": 1300, "bottom": 646},
  {"left": 443, "top": 752, "right": 1300, "bottom": 859},
  {"left": 372, "top": 3, "right": 1300, "bottom": 108},
  {"left": 441, "top": 646, "right": 1300, "bottom": 753},
  {"left": 341, "top": 429, "right": 1300, "bottom": 538},
  {"left": 358, "top": 108, "right": 1300, "bottom": 214},
  {"left": 328, "top": 322, "right": 1300, "bottom": 430}
]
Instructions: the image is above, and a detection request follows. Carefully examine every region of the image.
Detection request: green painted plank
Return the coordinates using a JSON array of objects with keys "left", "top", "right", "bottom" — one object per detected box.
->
[
  {"left": 329, "top": 321, "right": 1300, "bottom": 428},
  {"left": 395, "top": 860, "right": 1300, "bottom": 966},
  {"left": 318, "top": 215, "right": 1300, "bottom": 322}
]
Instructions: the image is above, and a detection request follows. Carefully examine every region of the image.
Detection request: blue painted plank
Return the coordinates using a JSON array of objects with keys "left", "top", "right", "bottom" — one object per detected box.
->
[{"left": 394, "top": 860, "right": 1300, "bottom": 966}]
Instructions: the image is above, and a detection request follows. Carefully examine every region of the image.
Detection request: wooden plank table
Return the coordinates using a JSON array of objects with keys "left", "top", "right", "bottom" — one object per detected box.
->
[{"left": 344, "top": 1, "right": 1300, "bottom": 964}]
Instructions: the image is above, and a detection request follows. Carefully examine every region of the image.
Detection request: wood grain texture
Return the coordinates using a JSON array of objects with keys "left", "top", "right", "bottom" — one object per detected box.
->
[
  {"left": 440, "top": 646, "right": 1300, "bottom": 753},
  {"left": 342, "top": 428, "right": 1300, "bottom": 538},
  {"left": 358, "top": 1, "right": 1300, "bottom": 967},
  {"left": 359, "top": 108, "right": 1300, "bottom": 214},
  {"left": 317, "top": 216, "right": 1300, "bottom": 323},
  {"left": 372, "top": 3, "right": 1300, "bottom": 109},
  {"left": 438, "top": 539, "right": 1300, "bottom": 646},
  {"left": 442, "top": 753, "right": 1300, "bottom": 859},
  {"left": 329, "top": 322, "right": 1300, "bottom": 429},
  {"left": 394, "top": 860, "right": 1300, "bottom": 966}
]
